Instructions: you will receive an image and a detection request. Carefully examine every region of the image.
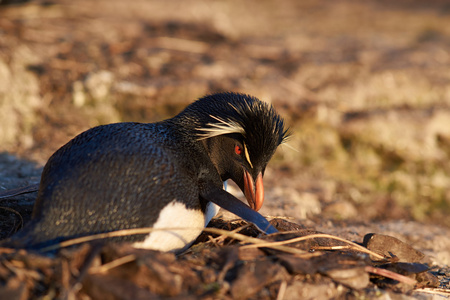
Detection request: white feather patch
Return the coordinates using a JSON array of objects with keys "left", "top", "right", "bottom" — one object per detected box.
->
[{"left": 133, "top": 201, "right": 219, "bottom": 252}]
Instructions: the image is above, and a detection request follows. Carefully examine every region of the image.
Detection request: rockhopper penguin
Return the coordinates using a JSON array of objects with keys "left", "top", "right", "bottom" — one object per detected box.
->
[{"left": 4, "top": 92, "right": 289, "bottom": 252}]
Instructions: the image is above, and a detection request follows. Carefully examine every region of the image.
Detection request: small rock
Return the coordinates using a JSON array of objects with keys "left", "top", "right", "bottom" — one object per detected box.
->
[{"left": 325, "top": 266, "right": 370, "bottom": 290}]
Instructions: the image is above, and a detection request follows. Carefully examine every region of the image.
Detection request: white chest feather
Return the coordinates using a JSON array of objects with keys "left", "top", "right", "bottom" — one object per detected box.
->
[{"left": 132, "top": 201, "right": 219, "bottom": 252}]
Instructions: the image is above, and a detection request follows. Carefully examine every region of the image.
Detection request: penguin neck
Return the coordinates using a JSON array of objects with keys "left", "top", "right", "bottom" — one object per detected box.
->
[
  {"left": 168, "top": 111, "right": 208, "bottom": 139},
  {"left": 164, "top": 113, "right": 224, "bottom": 187}
]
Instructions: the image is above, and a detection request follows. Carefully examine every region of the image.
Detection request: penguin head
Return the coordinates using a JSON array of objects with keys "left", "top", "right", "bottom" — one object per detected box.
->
[{"left": 182, "top": 92, "right": 289, "bottom": 211}]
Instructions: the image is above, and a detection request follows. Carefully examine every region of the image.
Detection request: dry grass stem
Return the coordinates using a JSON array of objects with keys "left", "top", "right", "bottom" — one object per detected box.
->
[
  {"left": 240, "top": 233, "right": 386, "bottom": 260},
  {"left": 276, "top": 280, "right": 288, "bottom": 300},
  {"left": 365, "top": 265, "right": 417, "bottom": 286},
  {"left": 3, "top": 259, "right": 43, "bottom": 281},
  {"left": 414, "top": 288, "right": 450, "bottom": 296},
  {"left": 205, "top": 224, "right": 252, "bottom": 247},
  {"left": 39, "top": 227, "right": 385, "bottom": 260},
  {"left": 0, "top": 206, "right": 23, "bottom": 232},
  {"left": 89, "top": 254, "right": 137, "bottom": 274}
]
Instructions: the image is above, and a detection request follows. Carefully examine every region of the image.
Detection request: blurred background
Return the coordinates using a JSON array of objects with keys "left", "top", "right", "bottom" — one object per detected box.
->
[{"left": 1, "top": 0, "right": 450, "bottom": 228}]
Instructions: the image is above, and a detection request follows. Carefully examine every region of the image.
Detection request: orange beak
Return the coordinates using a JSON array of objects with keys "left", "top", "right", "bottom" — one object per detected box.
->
[{"left": 243, "top": 171, "right": 264, "bottom": 211}]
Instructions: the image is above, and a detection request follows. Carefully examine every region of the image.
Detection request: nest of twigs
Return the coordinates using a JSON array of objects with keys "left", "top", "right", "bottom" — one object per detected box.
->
[{"left": 0, "top": 217, "right": 447, "bottom": 299}]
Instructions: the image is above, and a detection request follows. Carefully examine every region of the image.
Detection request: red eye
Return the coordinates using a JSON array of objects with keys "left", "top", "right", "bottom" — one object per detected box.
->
[{"left": 235, "top": 145, "right": 242, "bottom": 155}]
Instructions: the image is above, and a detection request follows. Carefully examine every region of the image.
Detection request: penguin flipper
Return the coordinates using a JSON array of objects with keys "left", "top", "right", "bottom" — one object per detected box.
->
[{"left": 200, "top": 186, "right": 278, "bottom": 234}]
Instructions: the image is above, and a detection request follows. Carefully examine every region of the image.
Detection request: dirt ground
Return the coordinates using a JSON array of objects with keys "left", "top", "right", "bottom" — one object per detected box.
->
[{"left": 0, "top": 0, "right": 450, "bottom": 299}]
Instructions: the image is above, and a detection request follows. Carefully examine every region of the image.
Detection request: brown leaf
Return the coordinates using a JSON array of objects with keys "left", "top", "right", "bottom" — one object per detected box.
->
[
  {"left": 415, "top": 271, "right": 440, "bottom": 288},
  {"left": 230, "top": 259, "right": 288, "bottom": 300},
  {"left": 0, "top": 282, "right": 28, "bottom": 300},
  {"left": 376, "top": 262, "right": 439, "bottom": 288},
  {"left": 270, "top": 218, "right": 307, "bottom": 231},
  {"left": 276, "top": 254, "right": 318, "bottom": 275},
  {"left": 363, "top": 233, "right": 425, "bottom": 262},
  {"left": 82, "top": 273, "right": 159, "bottom": 300}
]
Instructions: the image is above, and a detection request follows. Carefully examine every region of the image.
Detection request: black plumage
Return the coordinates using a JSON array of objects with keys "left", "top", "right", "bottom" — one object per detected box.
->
[{"left": 4, "top": 92, "right": 289, "bottom": 252}]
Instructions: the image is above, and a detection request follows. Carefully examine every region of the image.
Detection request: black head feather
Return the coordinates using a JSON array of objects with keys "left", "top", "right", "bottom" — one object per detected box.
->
[{"left": 175, "top": 92, "right": 289, "bottom": 171}]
